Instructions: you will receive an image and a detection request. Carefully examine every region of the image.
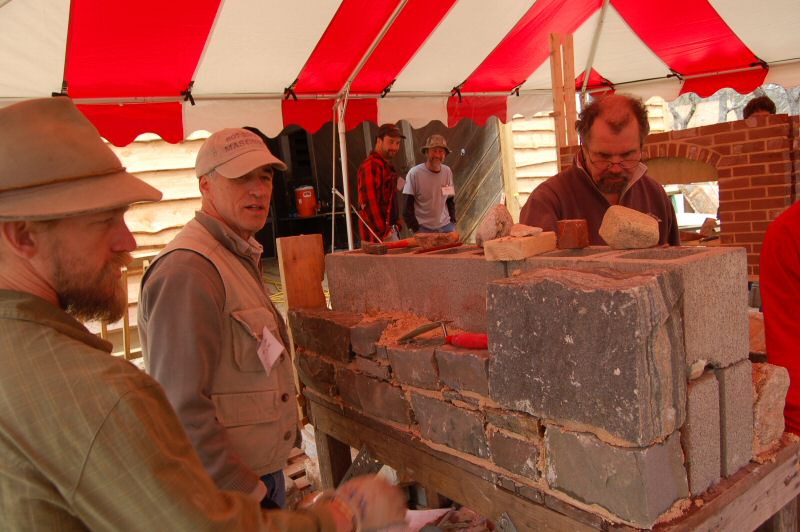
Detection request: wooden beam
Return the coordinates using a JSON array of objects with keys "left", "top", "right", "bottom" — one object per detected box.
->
[
  {"left": 562, "top": 33, "right": 578, "bottom": 146},
  {"left": 549, "top": 33, "right": 566, "bottom": 170},
  {"left": 314, "top": 428, "right": 352, "bottom": 489},
  {"left": 498, "top": 121, "right": 521, "bottom": 222}
]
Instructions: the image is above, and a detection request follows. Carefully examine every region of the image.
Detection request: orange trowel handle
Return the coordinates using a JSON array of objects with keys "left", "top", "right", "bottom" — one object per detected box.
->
[{"left": 445, "top": 333, "right": 488, "bottom": 350}]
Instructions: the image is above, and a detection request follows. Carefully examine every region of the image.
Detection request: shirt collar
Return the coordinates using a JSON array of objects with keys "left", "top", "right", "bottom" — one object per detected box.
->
[{"left": 195, "top": 211, "right": 263, "bottom": 265}]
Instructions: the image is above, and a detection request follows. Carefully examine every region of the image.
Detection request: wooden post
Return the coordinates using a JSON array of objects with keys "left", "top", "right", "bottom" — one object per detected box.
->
[
  {"left": 498, "top": 121, "right": 521, "bottom": 222},
  {"left": 276, "top": 234, "right": 327, "bottom": 423},
  {"left": 562, "top": 34, "right": 579, "bottom": 146},
  {"left": 315, "top": 429, "right": 352, "bottom": 489},
  {"left": 549, "top": 33, "right": 566, "bottom": 169}
]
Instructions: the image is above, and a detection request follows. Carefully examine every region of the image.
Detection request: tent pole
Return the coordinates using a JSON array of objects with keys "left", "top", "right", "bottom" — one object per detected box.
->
[
  {"left": 331, "top": 105, "right": 338, "bottom": 253},
  {"left": 581, "top": 0, "right": 611, "bottom": 104},
  {"left": 336, "top": 98, "right": 355, "bottom": 250}
]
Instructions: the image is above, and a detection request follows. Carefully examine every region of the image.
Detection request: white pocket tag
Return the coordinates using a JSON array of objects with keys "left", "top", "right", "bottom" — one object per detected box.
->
[
  {"left": 257, "top": 325, "right": 285, "bottom": 376},
  {"left": 442, "top": 185, "right": 455, "bottom": 197}
]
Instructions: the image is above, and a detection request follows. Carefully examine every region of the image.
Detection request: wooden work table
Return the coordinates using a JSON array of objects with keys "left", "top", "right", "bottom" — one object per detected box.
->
[{"left": 307, "top": 390, "right": 800, "bottom": 532}]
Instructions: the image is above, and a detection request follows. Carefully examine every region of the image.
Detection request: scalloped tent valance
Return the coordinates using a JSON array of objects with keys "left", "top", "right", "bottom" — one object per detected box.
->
[{"left": 2, "top": 0, "right": 799, "bottom": 146}]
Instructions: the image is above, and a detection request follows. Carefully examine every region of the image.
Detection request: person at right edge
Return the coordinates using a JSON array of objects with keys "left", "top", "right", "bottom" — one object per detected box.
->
[{"left": 520, "top": 93, "right": 680, "bottom": 246}]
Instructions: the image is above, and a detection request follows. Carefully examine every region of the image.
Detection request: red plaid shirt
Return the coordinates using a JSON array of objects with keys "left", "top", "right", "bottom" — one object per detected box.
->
[{"left": 357, "top": 151, "right": 399, "bottom": 242}]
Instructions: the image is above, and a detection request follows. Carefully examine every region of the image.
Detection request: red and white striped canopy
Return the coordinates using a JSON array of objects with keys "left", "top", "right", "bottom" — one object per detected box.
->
[{"left": 2, "top": 0, "right": 799, "bottom": 146}]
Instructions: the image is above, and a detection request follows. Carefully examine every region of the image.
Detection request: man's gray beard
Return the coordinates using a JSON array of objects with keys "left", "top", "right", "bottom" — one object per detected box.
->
[
  {"left": 52, "top": 255, "right": 129, "bottom": 323},
  {"left": 596, "top": 172, "right": 630, "bottom": 194}
]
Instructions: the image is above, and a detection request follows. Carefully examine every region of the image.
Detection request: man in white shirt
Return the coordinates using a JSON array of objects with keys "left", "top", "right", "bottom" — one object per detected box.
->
[{"left": 402, "top": 134, "right": 456, "bottom": 233}]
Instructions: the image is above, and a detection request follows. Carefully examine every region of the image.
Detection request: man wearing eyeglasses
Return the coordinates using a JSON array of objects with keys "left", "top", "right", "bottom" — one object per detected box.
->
[{"left": 520, "top": 94, "right": 680, "bottom": 246}]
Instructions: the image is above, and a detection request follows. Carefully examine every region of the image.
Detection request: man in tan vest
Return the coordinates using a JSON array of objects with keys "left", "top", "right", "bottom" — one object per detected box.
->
[
  {"left": 139, "top": 128, "right": 299, "bottom": 508},
  {"left": 0, "top": 98, "right": 404, "bottom": 531}
]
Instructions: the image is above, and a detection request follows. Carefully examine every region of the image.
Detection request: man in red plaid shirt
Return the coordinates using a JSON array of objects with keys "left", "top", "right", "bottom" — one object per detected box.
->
[{"left": 357, "top": 123, "right": 405, "bottom": 243}]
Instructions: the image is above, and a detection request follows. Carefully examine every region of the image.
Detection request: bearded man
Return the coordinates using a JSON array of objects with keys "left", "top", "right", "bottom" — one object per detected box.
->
[{"left": 520, "top": 94, "right": 679, "bottom": 246}]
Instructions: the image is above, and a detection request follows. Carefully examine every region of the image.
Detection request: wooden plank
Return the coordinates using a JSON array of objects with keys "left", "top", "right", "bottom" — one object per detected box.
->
[
  {"left": 135, "top": 168, "right": 201, "bottom": 201},
  {"left": 314, "top": 428, "right": 352, "bottom": 490},
  {"left": 133, "top": 227, "right": 182, "bottom": 249},
  {"left": 483, "top": 232, "right": 557, "bottom": 261},
  {"left": 276, "top": 234, "right": 326, "bottom": 310},
  {"left": 499, "top": 121, "right": 521, "bottom": 222},
  {"left": 562, "top": 33, "right": 578, "bottom": 146},
  {"left": 284, "top": 460, "right": 306, "bottom": 478},
  {"left": 757, "top": 497, "right": 798, "bottom": 532},
  {"left": 664, "top": 442, "right": 800, "bottom": 531},
  {"left": 109, "top": 138, "right": 203, "bottom": 173},
  {"left": 127, "top": 198, "right": 200, "bottom": 234},
  {"left": 308, "top": 397, "right": 595, "bottom": 532},
  {"left": 549, "top": 33, "right": 566, "bottom": 169}
]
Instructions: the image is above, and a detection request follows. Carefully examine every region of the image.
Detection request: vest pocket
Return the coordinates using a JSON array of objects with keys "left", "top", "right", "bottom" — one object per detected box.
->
[
  {"left": 230, "top": 307, "right": 286, "bottom": 373},
  {"left": 212, "top": 390, "right": 280, "bottom": 427}
]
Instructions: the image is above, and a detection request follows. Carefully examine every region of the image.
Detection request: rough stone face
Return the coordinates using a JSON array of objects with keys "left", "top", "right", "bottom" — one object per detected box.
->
[
  {"left": 514, "top": 246, "right": 749, "bottom": 369},
  {"left": 295, "top": 348, "right": 336, "bottom": 395},
  {"left": 289, "top": 308, "right": 362, "bottom": 362},
  {"left": 336, "top": 367, "right": 362, "bottom": 409},
  {"left": 484, "top": 408, "right": 540, "bottom": 438},
  {"left": 435, "top": 344, "right": 489, "bottom": 396},
  {"left": 749, "top": 309, "right": 766, "bottom": 355},
  {"left": 326, "top": 251, "right": 506, "bottom": 332},
  {"left": 354, "top": 356, "right": 391, "bottom": 381},
  {"left": 545, "top": 426, "right": 689, "bottom": 528},
  {"left": 350, "top": 318, "right": 391, "bottom": 358},
  {"left": 387, "top": 345, "right": 440, "bottom": 389},
  {"left": 599, "top": 205, "right": 659, "bottom": 249},
  {"left": 752, "top": 363, "right": 789, "bottom": 455},
  {"left": 475, "top": 204, "right": 514, "bottom": 246},
  {"left": 488, "top": 427, "right": 540, "bottom": 479},
  {"left": 336, "top": 366, "right": 414, "bottom": 424},
  {"left": 488, "top": 268, "right": 686, "bottom": 446},
  {"left": 411, "top": 393, "right": 489, "bottom": 458},
  {"left": 556, "top": 219, "right": 589, "bottom": 249},
  {"left": 715, "top": 360, "right": 754, "bottom": 476},
  {"left": 681, "top": 372, "right": 721, "bottom": 494}
]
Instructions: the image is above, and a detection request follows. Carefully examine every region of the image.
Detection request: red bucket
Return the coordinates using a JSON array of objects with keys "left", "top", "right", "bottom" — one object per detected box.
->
[{"left": 295, "top": 186, "right": 317, "bottom": 217}]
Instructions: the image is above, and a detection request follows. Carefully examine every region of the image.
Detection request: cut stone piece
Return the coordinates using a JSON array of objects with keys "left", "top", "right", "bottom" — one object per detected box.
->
[
  {"left": 411, "top": 393, "right": 489, "bottom": 458},
  {"left": 484, "top": 408, "right": 540, "bottom": 439},
  {"left": 545, "top": 426, "right": 688, "bottom": 528},
  {"left": 556, "top": 219, "right": 589, "bottom": 249},
  {"left": 488, "top": 267, "right": 686, "bottom": 446},
  {"left": 752, "top": 363, "right": 789, "bottom": 456},
  {"left": 350, "top": 318, "right": 391, "bottom": 358},
  {"left": 288, "top": 308, "right": 361, "bottom": 362},
  {"left": 681, "top": 372, "right": 721, "bottom": 495},
  {"left": 336, "top": 366, "right": 413, "bottom": 424},
  {"left": 475, "top": 203, "right": 514, "bottom": 246},
  {"left": 599, "top": 205, "right": 659, "bottom": 249},
  {"left": 715, "top": 360, "right": 754, "bottom": 476},
  {"left": 294, "top": 348, "right": 336, "bottom": 395},
  {"left": 435, "top": 344, "right": 489, "bottom": 396},
  {"left": 354, "top": 356, "right": 391, "bottom": 381},
  {"left": 484, "top": 232, "right": 556, "bottom": 261},
  {"left": 386, "top": 344, "right": 440, "bottom": 390},
  {"left": 488, "top": 427, "right": 540, "bottom": 480}
]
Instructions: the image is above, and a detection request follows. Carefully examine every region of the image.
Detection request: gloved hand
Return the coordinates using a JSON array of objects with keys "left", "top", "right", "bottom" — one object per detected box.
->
[{"left": 335, "top": 475, "right": 407, "bottom": 531}]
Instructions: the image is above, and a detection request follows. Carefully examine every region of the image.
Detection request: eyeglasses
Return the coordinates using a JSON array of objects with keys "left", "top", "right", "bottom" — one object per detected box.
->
[{"left": 584, "top": 149, "right": 642, "bottom": 170}]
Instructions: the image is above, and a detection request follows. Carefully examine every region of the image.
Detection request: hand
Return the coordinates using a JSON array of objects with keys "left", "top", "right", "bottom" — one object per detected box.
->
[{"left": 336, "top": 475, "right": 406, "bottom": 531}]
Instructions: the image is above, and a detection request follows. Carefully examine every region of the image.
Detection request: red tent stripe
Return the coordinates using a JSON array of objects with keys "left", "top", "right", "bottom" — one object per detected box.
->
[
  {"left": 681, "top": 68, "right": 767, "bottom": 98},
  {"left": 461, "top": 0, "right": 600, "bottom": 93},
  {"left": 350, "top": 0, "right": 457, "bottom": 94},
  {"left": 294, "top": 0, "right": 402, "bottom": 94},
  {"left": 612, "top": 0, "right": 761, "bottom": 82},
  {"left": 447, "top": 96, "right": 507, "bottom": 128},
  {"left": 77, "top": 103, "right": 183, "bottom": 147},
  {"left": 65, "top": 0, "right": 219, "bottom": 98}
]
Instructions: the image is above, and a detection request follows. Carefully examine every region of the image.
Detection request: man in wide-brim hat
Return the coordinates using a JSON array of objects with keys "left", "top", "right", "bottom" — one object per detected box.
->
[
  {"left": 402, "top": 133, "right": 457, "bottom": 233},
  {"left": 0, "top": 97, "right": 404, "bottom": 531}
]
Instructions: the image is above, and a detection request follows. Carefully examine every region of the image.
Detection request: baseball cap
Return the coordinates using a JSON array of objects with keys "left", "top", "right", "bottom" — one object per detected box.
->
[
  {"left": 0, "top": 98, "right": 162, "bottom": 221},
  {"left": 196, "top": 128, "right": 288, "bottom": 178},
  {"left": 376, "top": 123, "right": 406, "bottom": 139}
]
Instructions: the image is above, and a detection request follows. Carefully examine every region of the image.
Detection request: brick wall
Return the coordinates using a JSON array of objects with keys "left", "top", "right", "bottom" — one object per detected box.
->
[{"left": 560, "top": 115, "right": 800, "bottom": 277}]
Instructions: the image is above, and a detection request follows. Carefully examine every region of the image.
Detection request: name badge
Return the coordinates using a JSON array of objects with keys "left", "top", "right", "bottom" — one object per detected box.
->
[
  {"left": 441, "top": 185, "right": 455, "bottom": 197},
  {"left": 257, "top": 325, "right": 285, "bottom": 376}
]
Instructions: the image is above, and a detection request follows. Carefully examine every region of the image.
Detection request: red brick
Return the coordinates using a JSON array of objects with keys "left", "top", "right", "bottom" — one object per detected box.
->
[
  {"left": 749, "top": 151, "right": 788, "bottom": 164},
  {"left": 708, "top": 152, "right": 722, "bottom": 166},
  {"left": 731, "top": 164, "right": 766, "bottom": 177},
  {"left": 720, "top": 177, "right": 750, "bottom": 189},
  {"left": 750, "top": 265, "right": 760, "bottom": 276},
  {"left": 556, "top": 219, "right": 589, "bottom": 249},
  {"left": 751, "top": 174, "right": 789, "bottom": 187},
  {"left": 720, "top": 199, "right": 751, "bottom": 211},
  {"left": 672, "top": 128, "right": 699, "bottom": 139},
  {"left": 687, "top": 145, "right": 701, "bottom": 159},
  {"left": 689, "top": 136, "right": 715, "bottom": 146},
  {"left": 715, "top": 131, "right": 747, "bottom": 144},
  {"left": 766, "top": 185, "right": 791, "bottom": 198},
  {"left": 734, "top": 210, "right": 767, "bottom": 222},
  {"left": 719, "top": 155, "right": 748, "bottom": 167},
  {"left": 735, "top": 232, "right": 765, "bottom": 244},
  {"left": 718, "top": 190, "right": 734, "bottom": 202},
  {"left": 715, "top": 144, "right": 732, "bottom": 155},
  {"left": 733, "top": 188, "right": 765, "bottom": 200},
  {"left": 718, "top": 168, "right": 733, "bottom": 178},
  {"left": 719, "top": 211, "right": 735, "bottom": 222},
  {"left": 747, "top": 125, "right": 789, "bottom": 139},
  {"left": 768, "top": 208, "right": 789, "bottom": 220},
  {"left": 747, "top": 254, "right": 760, "bottom": 266},
  {"left": 723, "top": 222, "right": 752, "bottom": 233},
  {"left": 647, "top": 132, "right": 670, "bottom": 143},
  {"left": 699, "top": 122, "right": 732, "bottom": 135},
  {"left": 752, "top": 221, "right": 771, "bottom": 232},
  {"left": 677, "top": 143, "right": 689, "bottom": 158},
  {"left": 659, "top": 144, "right": 668, "bottom": 157},
  {"left": 720, "top": 234, "right": 736, "bottom": 245},
  {"left": 766, "top": 138, "right": 790, "bottom": 150},
  {"left": 768, "top": 162, "right": 792, "bottom": 174},
  {"left": 752, "top": 198, "right": 790, "bottom": 209},
  {"left": 731, "top": 141, "right": 766, "bottom": 155},
  {"left": 668, "top": 143, "right": 678, "bottom": 157}
]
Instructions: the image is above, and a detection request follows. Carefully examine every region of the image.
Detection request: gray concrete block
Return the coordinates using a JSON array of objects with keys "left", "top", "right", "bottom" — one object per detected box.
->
[
  {"left": 488, "top": 268, "right": 686, "bottom": 446},
  {"left": 488, "top": 427, "right": 540, "bottom": 480},
  {"left": 545, "top": 426, "right": 688, "bottom": 528},
  {"left": 512, "top": 246, "right": 749, "bottom": 368},
  {"left": 435, "top": 344, "right": 489, "bottom": 396},
  {"left": 411, "top": 393, "right": 489, "bottom": 458},
  {"left": 387, "top": 344, "right": 440, "bottom": 390},
  {"left": 715, "top": 360, "right": 754, "bottom": 476},
  {"left": 326, "top": 250, "right": 507, "bottom": 332},
  {"left": 295, "top": 348, "right": 336, "bottom": 395},
  {"left": 288, "top": 308, "right": 361, "bottom": 362},
  {"left": 681, "top": 372, "right": 721, "bottom": 495}
]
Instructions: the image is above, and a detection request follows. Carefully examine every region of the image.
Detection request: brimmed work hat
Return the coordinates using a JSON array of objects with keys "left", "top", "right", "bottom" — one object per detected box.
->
[
  {"left": 376, "top": 123, "right": 406, "bottom": 139},
  {"left": 421, "top": 134, "right": 450, "bottom": 155},
  {"left": 195, "top": 128, "right": 287, "bottom": 178},
  {"left": 0, "top": 98, "right": 162, "bottom": 221}
]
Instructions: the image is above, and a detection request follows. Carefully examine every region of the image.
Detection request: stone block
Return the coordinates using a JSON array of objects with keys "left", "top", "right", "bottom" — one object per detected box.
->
[
  {"left": 599, "top": 205, "right": 659, "bottom": 249},
  {"left": 513, "top": 246, "right": 749, "bottom": 368},
  {"left": 326, "top": 251, "right": 507, "bottom": 332},
  {"left": 387, "top": 344, "right": 440, "bottom": 390},
  {"left": 288, "top": 308, "right": 361, "bottom": 362},
  {"left": 545, "top": 426, "right": 688, "bottom": 528},
  {"left": 351, "top": 318, "right": 391, "bottom": 358},
  {"left": 336, "top": 366, "right": 361, "bottom": 410},
  {"left": 411, "top": 393, "right": 489, "bottom": 458},
  {"left": 715, "top": 360, "right": 753, "bottom": 476},
  {"left": 556, "top": 219, "right": 589, "bottom": 249},
  {"left": 488, "top": 427, "right": 540, "bottom": 480},
  {"left": 442, "top": 390, "right": 480, "bottom": 408},
  {"left": 488, "top": 268, "right": 686, "bottom": 446},
  {"left": 681, "top": 372, "right": 721, "bottom": 494},
  {"left": 752, "top": 363, "right": 789, "bottom": 455},
  {"left": 484, "top": 408, "right": 540, "bottom": 439},
  {"left": 435, "top": 344, "right": 489, "bottom": 396},
  {"left": 353, "top": 372, "right": 413, "bottom": 425},
  {"left": 294, "top": 348, "right": 336, "bottom": 395},
  {"left": 354, "top": 356, "right": 391, "bottom": 381},
  {"left": 475, "top": 203, "right": 513, "bottom": 246}
]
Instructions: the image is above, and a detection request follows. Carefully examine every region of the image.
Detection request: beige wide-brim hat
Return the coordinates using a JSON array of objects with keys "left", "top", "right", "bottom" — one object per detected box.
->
[
  {"left": 0, "top": 98, "right": 162, "bottom": 221},
  {"left": 421, "top": 134, "right": 451, "bottom": 155}
]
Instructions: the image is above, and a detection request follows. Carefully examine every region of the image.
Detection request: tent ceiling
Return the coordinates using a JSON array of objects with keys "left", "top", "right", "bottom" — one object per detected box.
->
[{"left": 1, "top": 0, "right": 799, "bottom": 145}]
